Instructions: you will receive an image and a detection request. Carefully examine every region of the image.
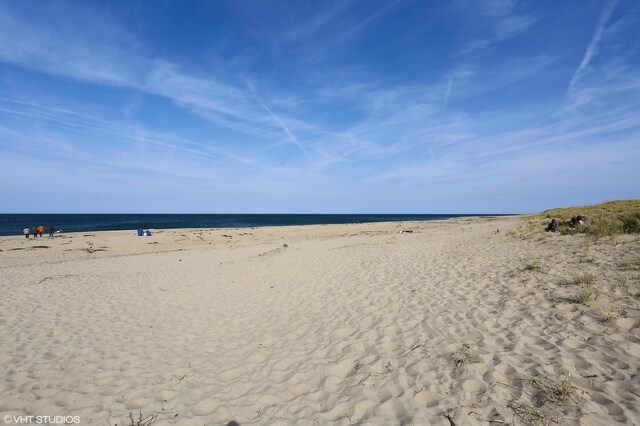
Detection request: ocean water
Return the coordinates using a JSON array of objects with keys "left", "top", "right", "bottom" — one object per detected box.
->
[{"left": 0, "top": 213, "right": 499, "bottom": 237}]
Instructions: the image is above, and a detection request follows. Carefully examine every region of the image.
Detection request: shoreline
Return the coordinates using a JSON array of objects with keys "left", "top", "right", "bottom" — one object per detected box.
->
[
  {"left": 1, "top": 218, "right": 479, "bottom": 268},
  {"left": 0, "top": 213, "right": 513, "bottom": 238}
]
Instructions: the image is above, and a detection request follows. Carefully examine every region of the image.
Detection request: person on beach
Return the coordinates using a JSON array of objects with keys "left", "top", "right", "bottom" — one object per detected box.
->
[
  {"left": 48, "top": 225, "right": 56, "bottom": 238},
  {"left": 23, "top": 227, "right": 30, "bottom": 239},
  {"left": 37, "top": 225, "right": 45, "bottom": 238},
  {"left": 32, "top": 226, "right": 39, "bottom": 238},
  {"left": 568, "top": 215, "right": 588, "bottom": 229},
  {"left": 545, "top": 219, "right": 559, "bottom": 233}
]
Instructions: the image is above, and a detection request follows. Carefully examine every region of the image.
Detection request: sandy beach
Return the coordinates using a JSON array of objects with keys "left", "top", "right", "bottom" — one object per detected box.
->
[{"left": 1, "top": 216, "right": 639, "bottom": 425}]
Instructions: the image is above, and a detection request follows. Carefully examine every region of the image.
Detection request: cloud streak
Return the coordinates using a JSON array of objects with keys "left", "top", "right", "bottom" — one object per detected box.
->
[
  {"left": 567, "top": 0, "right": 617, "bottom": 95},
  {"left": 248, "top": 85, "right": 309, "bottom": 155},
  {"left": 453, "top": 0, "right": 539, "bottom": 53}
]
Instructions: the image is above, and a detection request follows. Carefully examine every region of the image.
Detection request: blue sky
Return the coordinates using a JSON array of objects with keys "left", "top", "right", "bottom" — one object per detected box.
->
[{"left": 0, "top": 0, "right": 638, "bottom": 213}]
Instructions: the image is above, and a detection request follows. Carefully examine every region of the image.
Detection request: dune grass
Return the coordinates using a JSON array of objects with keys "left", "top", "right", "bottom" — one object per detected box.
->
[
  {"left": 576, "top": 287, "right": 600, "bottom": 305},
  {"left": 536, "top": 200, "right": 640, "bottom": 238},
  {"left": 573, "top": 272, "right": 597, "bottom": 286}
]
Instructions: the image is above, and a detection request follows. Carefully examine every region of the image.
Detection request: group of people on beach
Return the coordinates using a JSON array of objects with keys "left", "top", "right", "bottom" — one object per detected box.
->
[
  {"left": 545, "top": 215, "right": 588, "bottom": 233},
  {"left": 23, "top": 225, "right": 57, "bottom": 239}
]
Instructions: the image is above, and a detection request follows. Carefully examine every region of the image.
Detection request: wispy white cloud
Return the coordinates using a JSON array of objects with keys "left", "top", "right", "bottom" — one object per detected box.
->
[
  {"left": 253, "top": 95, "right": 308, "bottom": 155},
  {"left": 337, "top": 0, "right": 400, "bottom": 43},
  {"left": 123, "top": 93, "right": 144, "bottom": 120},
  {"left": 443, "top": 78, "right": 453, "bottom": 108},
  {"left": 0, "top": 98, "right": 264, "bottom": 170},
  {"left": 0, "top": 3, "right": 317, "bottom": 154},
  {"left": 276, "top": 1, "right": 353, "bottom": 45},
  {"left": 567, "top": 0, "right": 618, "bottom": 99},
  {"left": 453, "top": 0, "right": 539, "bottom": 53},
  {"left": 0, "top": 3, "right": 140, "bottom": 86}
]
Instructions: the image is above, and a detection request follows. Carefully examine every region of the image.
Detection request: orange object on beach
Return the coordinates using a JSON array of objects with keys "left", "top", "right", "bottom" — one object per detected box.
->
[{"left": 38, "top": 225, "right": 45, "bottom": 233}]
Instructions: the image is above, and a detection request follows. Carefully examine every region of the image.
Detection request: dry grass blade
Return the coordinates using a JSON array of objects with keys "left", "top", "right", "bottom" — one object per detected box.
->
[
  {"left": 128, "top": 412, "right": 158, "bottom": 426},
  {"left": 453, "top": 343, "right": 478, "bottom": 372},
  {"left": 615, "top": 276, "right": 630, "bottom": 292},
  {"left": 619, "top": 258, "right": 640, "bottom": 271},
  {"left": 601, "top": 306, "right": 624, "bottom": 322},
  {"left": 529, "top": 374, "right": 589, "bottom": 406},
  {"left": 511, "top": 401, "right": 547, "bottom": 425}
]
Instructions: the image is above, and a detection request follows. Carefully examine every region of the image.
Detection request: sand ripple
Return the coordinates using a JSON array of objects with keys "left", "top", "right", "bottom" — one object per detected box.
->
[{"left": 1, "top": 218, "right": 639, "bottom": 424}]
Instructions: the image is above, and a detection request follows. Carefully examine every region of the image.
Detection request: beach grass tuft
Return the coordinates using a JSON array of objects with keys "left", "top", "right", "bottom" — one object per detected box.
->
[
  {"left": 529, "top": 374, "right": 589, "bottom": 406},
  {"left": 619, "top": 258, "right": 640, "bottom": 271},
  {"left": 522, "top": 260, "right": 543, "bottom": 272},
  {"left": 512, "top": 373, "right": 591, "bottom": 424},
  {"left": 573, "top": 272, "right": 597, "bottom": 286},
  {"left": 511, "top": 401, "right": 547, "bottom": 425},
  {"left": 576, "top": 287, "right": 600, "bottom": 305},
  {"left": 615, "top": 276, "right": 631, "bottom": 292},
  {"left": 575, "top": 242, "right": 596, "bottom": 264},
  {"left": 601, "top": 306, "right": 624, "bottom": 322},
  {"left": 453, "top": 343, "right": 479, "bottom": 372},
  {"left": 577, "top": 254, "right": 596, "bottom": 264}
]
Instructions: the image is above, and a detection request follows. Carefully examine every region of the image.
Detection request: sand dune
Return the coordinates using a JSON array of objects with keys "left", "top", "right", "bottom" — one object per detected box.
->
[{"left": 1, "top": 217, "right": 639, "bottom": 425}]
